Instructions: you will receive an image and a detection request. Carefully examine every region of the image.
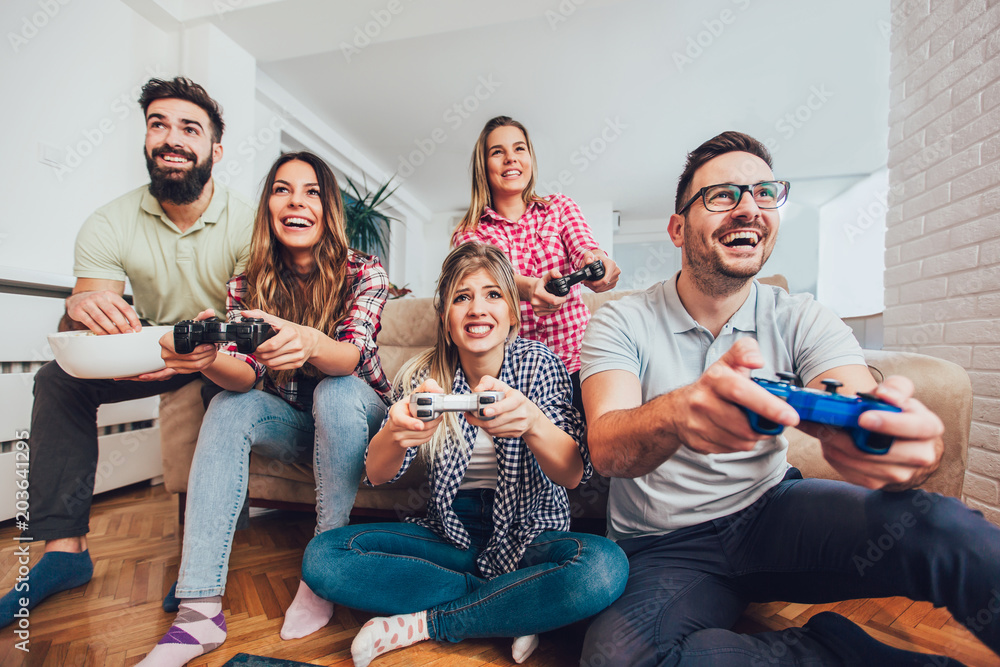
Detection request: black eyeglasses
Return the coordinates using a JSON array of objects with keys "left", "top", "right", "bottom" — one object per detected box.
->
[{"left": 678, "top": 181, "right": 790, "bottom": 214}]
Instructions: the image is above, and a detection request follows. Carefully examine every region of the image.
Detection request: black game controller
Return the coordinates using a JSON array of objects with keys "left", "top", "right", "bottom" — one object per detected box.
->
[
  {"left": 742, "top": 372, "right": 902, "bottom": 454},
  {"left": 173, "top": 317, "right": 276, "bottom": 354},
  {"left": 409, "top": 391, "right": 506, "bottom": 421},
  {"left": 544, "top": 259, "right": 606, "bottom": 297}
]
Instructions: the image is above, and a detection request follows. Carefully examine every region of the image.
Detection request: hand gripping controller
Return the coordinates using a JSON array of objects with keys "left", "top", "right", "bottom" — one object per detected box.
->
[
  {"left": 409, "top": 391, "right": 506, "bottom": 421},
  {"left": 544, "top": 259, "right": 606, "bottom": 297},
  {"left": 174, "top": 317, "right": 276, "bottom": 354},
  {"left": 741, "top": 372, "right": 901, "bottom": 454}
]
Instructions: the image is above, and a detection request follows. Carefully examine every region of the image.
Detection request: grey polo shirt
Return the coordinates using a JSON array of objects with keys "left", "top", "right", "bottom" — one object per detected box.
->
[
  {"left": 580, "top": 273, "right": 865, "bottom": 541},
  {"left": 74, "top": 181, "right": 253, "bottom": 326}
]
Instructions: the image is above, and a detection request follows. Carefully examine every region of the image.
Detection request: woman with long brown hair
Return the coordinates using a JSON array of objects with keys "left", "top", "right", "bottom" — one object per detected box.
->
[{"left": 139, "top": 152, "right": 391, "bottom": 667}]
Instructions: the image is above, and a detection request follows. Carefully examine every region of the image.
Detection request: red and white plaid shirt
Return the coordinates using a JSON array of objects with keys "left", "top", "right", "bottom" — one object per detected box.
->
[
  {"left": 222, "top": 250, "right": 391, "bottom": 410},
  {"left": 452, "top": 193, "right": 599, "bottom": 373}
]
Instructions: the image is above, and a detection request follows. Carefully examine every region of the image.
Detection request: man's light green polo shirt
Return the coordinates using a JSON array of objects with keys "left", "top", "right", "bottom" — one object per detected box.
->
[{"left": 73, "top": 181, "right": 254, "bottom": 326}]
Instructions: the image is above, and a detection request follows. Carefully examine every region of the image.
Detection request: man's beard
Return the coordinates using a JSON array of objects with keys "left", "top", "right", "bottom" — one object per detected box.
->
[
  {"left": 145, "top": 145, "right": 213, "bottom": 206},
  {"left": 684, "top": 221, "right": 771, "bottom": 298}
]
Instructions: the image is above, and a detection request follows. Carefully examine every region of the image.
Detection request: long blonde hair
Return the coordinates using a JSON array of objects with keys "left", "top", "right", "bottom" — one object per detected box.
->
[
  {"left": 396, "top": 243, "right": 521, "bottom": 462},
  {"left": 454, "top": 116, "right": 547, "bottom": 236},
  {"left": 244, "top": 151, "right": 352, "bottom": 387}
]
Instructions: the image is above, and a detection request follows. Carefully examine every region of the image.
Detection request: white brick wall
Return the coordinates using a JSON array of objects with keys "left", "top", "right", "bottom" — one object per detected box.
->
[{"left": 886, "top": 0, "right": 1000, "bottom": 524}]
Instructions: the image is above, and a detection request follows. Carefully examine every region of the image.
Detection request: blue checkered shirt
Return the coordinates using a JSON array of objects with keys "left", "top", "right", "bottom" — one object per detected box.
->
[{"left": 370, "top": 336, "right": 589, "bottom": 579}]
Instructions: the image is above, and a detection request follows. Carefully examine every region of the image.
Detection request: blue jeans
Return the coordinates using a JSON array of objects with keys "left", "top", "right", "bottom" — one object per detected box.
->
[
  {"left": 302, "top": 489, "right": 629, "bottom": 642},
  {"left": 176, "top": 374, "right": 386, "bottom": 598},
  {"left": 581, "top": 468, "right": 1000, "bottom": 666}
]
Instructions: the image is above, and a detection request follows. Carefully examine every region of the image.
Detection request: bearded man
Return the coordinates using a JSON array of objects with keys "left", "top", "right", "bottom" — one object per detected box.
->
[{"left": 1, "top": 77, "right": 253, "bottom": 626}]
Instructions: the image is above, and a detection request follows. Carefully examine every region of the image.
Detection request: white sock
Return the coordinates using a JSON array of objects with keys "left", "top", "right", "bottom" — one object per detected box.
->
[
  {"left": 512, "top": 634, "right": 540, "bottom": 663},
  {"left": 138, "top": 597, "right": 226, "bottom": 667},
  {"left": 351, "top": 610, "right": 429, "bottom": 667},
  {"left": 281, "top": 579, "right": 334, "bottom": 640}
]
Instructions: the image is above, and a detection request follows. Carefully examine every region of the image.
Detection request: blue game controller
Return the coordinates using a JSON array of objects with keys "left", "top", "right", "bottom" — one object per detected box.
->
[{"left": 742, "top": 372, "right": 902, "bottom": 454}]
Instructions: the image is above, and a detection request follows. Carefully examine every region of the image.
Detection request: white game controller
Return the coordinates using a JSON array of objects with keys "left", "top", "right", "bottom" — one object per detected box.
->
[{"left": 409, "top": 391, "right": 505, "bottom": 421}]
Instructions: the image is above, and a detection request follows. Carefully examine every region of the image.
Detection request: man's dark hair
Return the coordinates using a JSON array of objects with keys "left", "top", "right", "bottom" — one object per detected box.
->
[
  {"left": 138, "top": 77, "right": 225, "bottom": 143},
  {"left": 675, "top": 131, "right": 773, "bottom": 213}
]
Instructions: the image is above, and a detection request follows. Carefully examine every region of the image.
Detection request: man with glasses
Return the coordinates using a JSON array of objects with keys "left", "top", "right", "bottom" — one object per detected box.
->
[{"left": 578, "top": 131, "right": 998, "bottom": 665}]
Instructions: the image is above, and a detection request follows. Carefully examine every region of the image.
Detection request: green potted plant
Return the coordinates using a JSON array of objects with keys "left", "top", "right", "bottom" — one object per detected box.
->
[
  {"left": 341, "top": 177, "right": 410, "bottom": 298},
  {"left": 341, "top": 176, "right": 398, "bottom": 259}
]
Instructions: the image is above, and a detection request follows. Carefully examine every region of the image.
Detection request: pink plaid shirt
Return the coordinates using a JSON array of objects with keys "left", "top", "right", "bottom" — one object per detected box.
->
[
  {"left": 222, "top": 250, "right": 391, "bottom": 410},
  {"left": 452, "top": 193, "right": 599, "bottom": 373}
]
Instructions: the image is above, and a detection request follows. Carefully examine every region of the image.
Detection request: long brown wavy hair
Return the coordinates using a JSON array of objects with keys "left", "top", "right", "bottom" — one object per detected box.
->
[
  {"left": 453, "top": 116, "right": 548, "bottom": 237},
  {"left": 396, "top": 243, "right": 521, "bottom": 462},
  {"left": 244, "top": 151, "right": 351, "bottom": 386}
]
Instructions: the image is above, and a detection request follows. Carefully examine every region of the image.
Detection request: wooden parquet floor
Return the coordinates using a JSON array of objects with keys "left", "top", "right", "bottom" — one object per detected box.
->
[{"left": 0, "top": 483, "right": 995, "bottom": 666}]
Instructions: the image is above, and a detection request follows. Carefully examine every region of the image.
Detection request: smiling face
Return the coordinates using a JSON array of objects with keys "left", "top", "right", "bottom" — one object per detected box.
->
[
  {"left": 267, "top": 160, "right": 325, "bottom": 263},
  {"left": 445, "top": 268, "right": 513, "bottom": 367},
  {"left": 485, "top": 125, "right": 532, "bottom": 200},
  {"left": 667, "top": 151, "right": 781, "bottom": 296},
  {"left": 144, "top": 98, "right": 221, "bottom": 205}
]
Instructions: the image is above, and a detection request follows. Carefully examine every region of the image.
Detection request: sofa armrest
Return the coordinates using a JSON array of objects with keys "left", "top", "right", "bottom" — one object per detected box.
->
[{"left": 786, "top": 350, "right": 972, "bottom": 498}]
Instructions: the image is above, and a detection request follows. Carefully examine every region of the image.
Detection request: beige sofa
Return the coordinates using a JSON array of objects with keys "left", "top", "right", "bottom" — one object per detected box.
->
[{"left": 159, "top": 279, "right": 972, "bottom": 524}]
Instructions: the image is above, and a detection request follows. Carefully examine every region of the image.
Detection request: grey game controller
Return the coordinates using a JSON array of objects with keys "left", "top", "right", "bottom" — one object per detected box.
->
[{"left": 409, "top": 391, "right": 505, "bottom": 421}]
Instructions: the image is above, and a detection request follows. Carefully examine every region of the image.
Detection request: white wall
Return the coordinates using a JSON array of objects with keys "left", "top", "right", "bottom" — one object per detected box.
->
[
  {"left": 0, "top": 0, "right": 180, "bottom": 277},
  {"left": 817, "top": 169, "right": 890, "bottom": 317}
]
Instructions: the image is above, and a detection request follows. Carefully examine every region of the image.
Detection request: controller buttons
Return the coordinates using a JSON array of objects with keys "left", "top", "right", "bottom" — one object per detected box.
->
[
  {"left": 776, "top": 371, "right": 798, "bottom": 384},
  {"left": 416, "top": 409, "right": 433, "bottom": 418},
  {"left": 480, "top": 396, "right": 497, "bottom": 404},
  {"left": 415, "top": 396, "right": 433, "bottom": 406},
  {"left": 820, "top": 379, "right": 843, "bottom": 394}
]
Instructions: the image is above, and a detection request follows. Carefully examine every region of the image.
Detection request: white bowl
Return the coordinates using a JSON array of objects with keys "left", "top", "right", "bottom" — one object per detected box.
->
[{"left": 48, "top": 326, "right": 173, "bottom": 379}]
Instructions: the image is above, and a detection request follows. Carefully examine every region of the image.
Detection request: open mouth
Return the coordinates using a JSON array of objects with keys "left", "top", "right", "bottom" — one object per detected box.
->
[
  {"left": 720, "top": 230, "right": 761, "bottom": 248},
  {"left": 159, "top": 155, "right": 189, "bottom": 164},
  {"left": 465, "top": 323, "right": 494, "bottom": 336},
  {"left": 282, "top": 216, "right": 315, "bottom": 229},
  {"left": 502, "top": 169, "right": 522, "bottom": 177}
]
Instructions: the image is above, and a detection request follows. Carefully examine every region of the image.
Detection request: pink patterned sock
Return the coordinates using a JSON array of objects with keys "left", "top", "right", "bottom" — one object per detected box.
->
[{"left": 351, "top": 611, "right": 429, "bottom": 667}]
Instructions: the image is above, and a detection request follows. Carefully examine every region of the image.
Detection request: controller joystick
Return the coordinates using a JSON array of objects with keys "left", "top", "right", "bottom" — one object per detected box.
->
[
  {"left": 174, "top": 317, "right": 276, "bottom": 354},
  {"left": 409, "top": 391, "right": 506, "bottom": 421},
  {"left": 742, "top": 374, "right": 901, "bottom": 454},
  {"left": 544, "top": 259, "right": 606, "bottom": 297}
]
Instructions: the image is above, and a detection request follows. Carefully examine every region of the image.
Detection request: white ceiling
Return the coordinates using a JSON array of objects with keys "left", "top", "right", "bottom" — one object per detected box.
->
[{"left": 151, "top": 0, "right": 891, "bottom": 220}]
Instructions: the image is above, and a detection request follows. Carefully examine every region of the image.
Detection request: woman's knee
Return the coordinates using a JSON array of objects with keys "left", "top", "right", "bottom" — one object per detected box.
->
[
  {"left": 582, "top": 537, "right": 630, "bottom": 608},
  {"left": 301, "top": 528, "right": 357, "bottom": 595}
]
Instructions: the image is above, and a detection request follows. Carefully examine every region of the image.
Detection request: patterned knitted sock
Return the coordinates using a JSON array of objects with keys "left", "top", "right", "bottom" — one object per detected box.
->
[
  {"left": 512, "top": 634, "right": 539, "bottom": 663},
  {"left": 138, "top": 597, "right": 226, "bottom": 667},
  {"left": 0, "top": 550, "right": 93, "bottom": 628},
  {"left": 351, "top": 611, "right": 429, "bottom": 667},
  {"left": 280, "top": 579, "right": 334, "bottom": 640}
]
